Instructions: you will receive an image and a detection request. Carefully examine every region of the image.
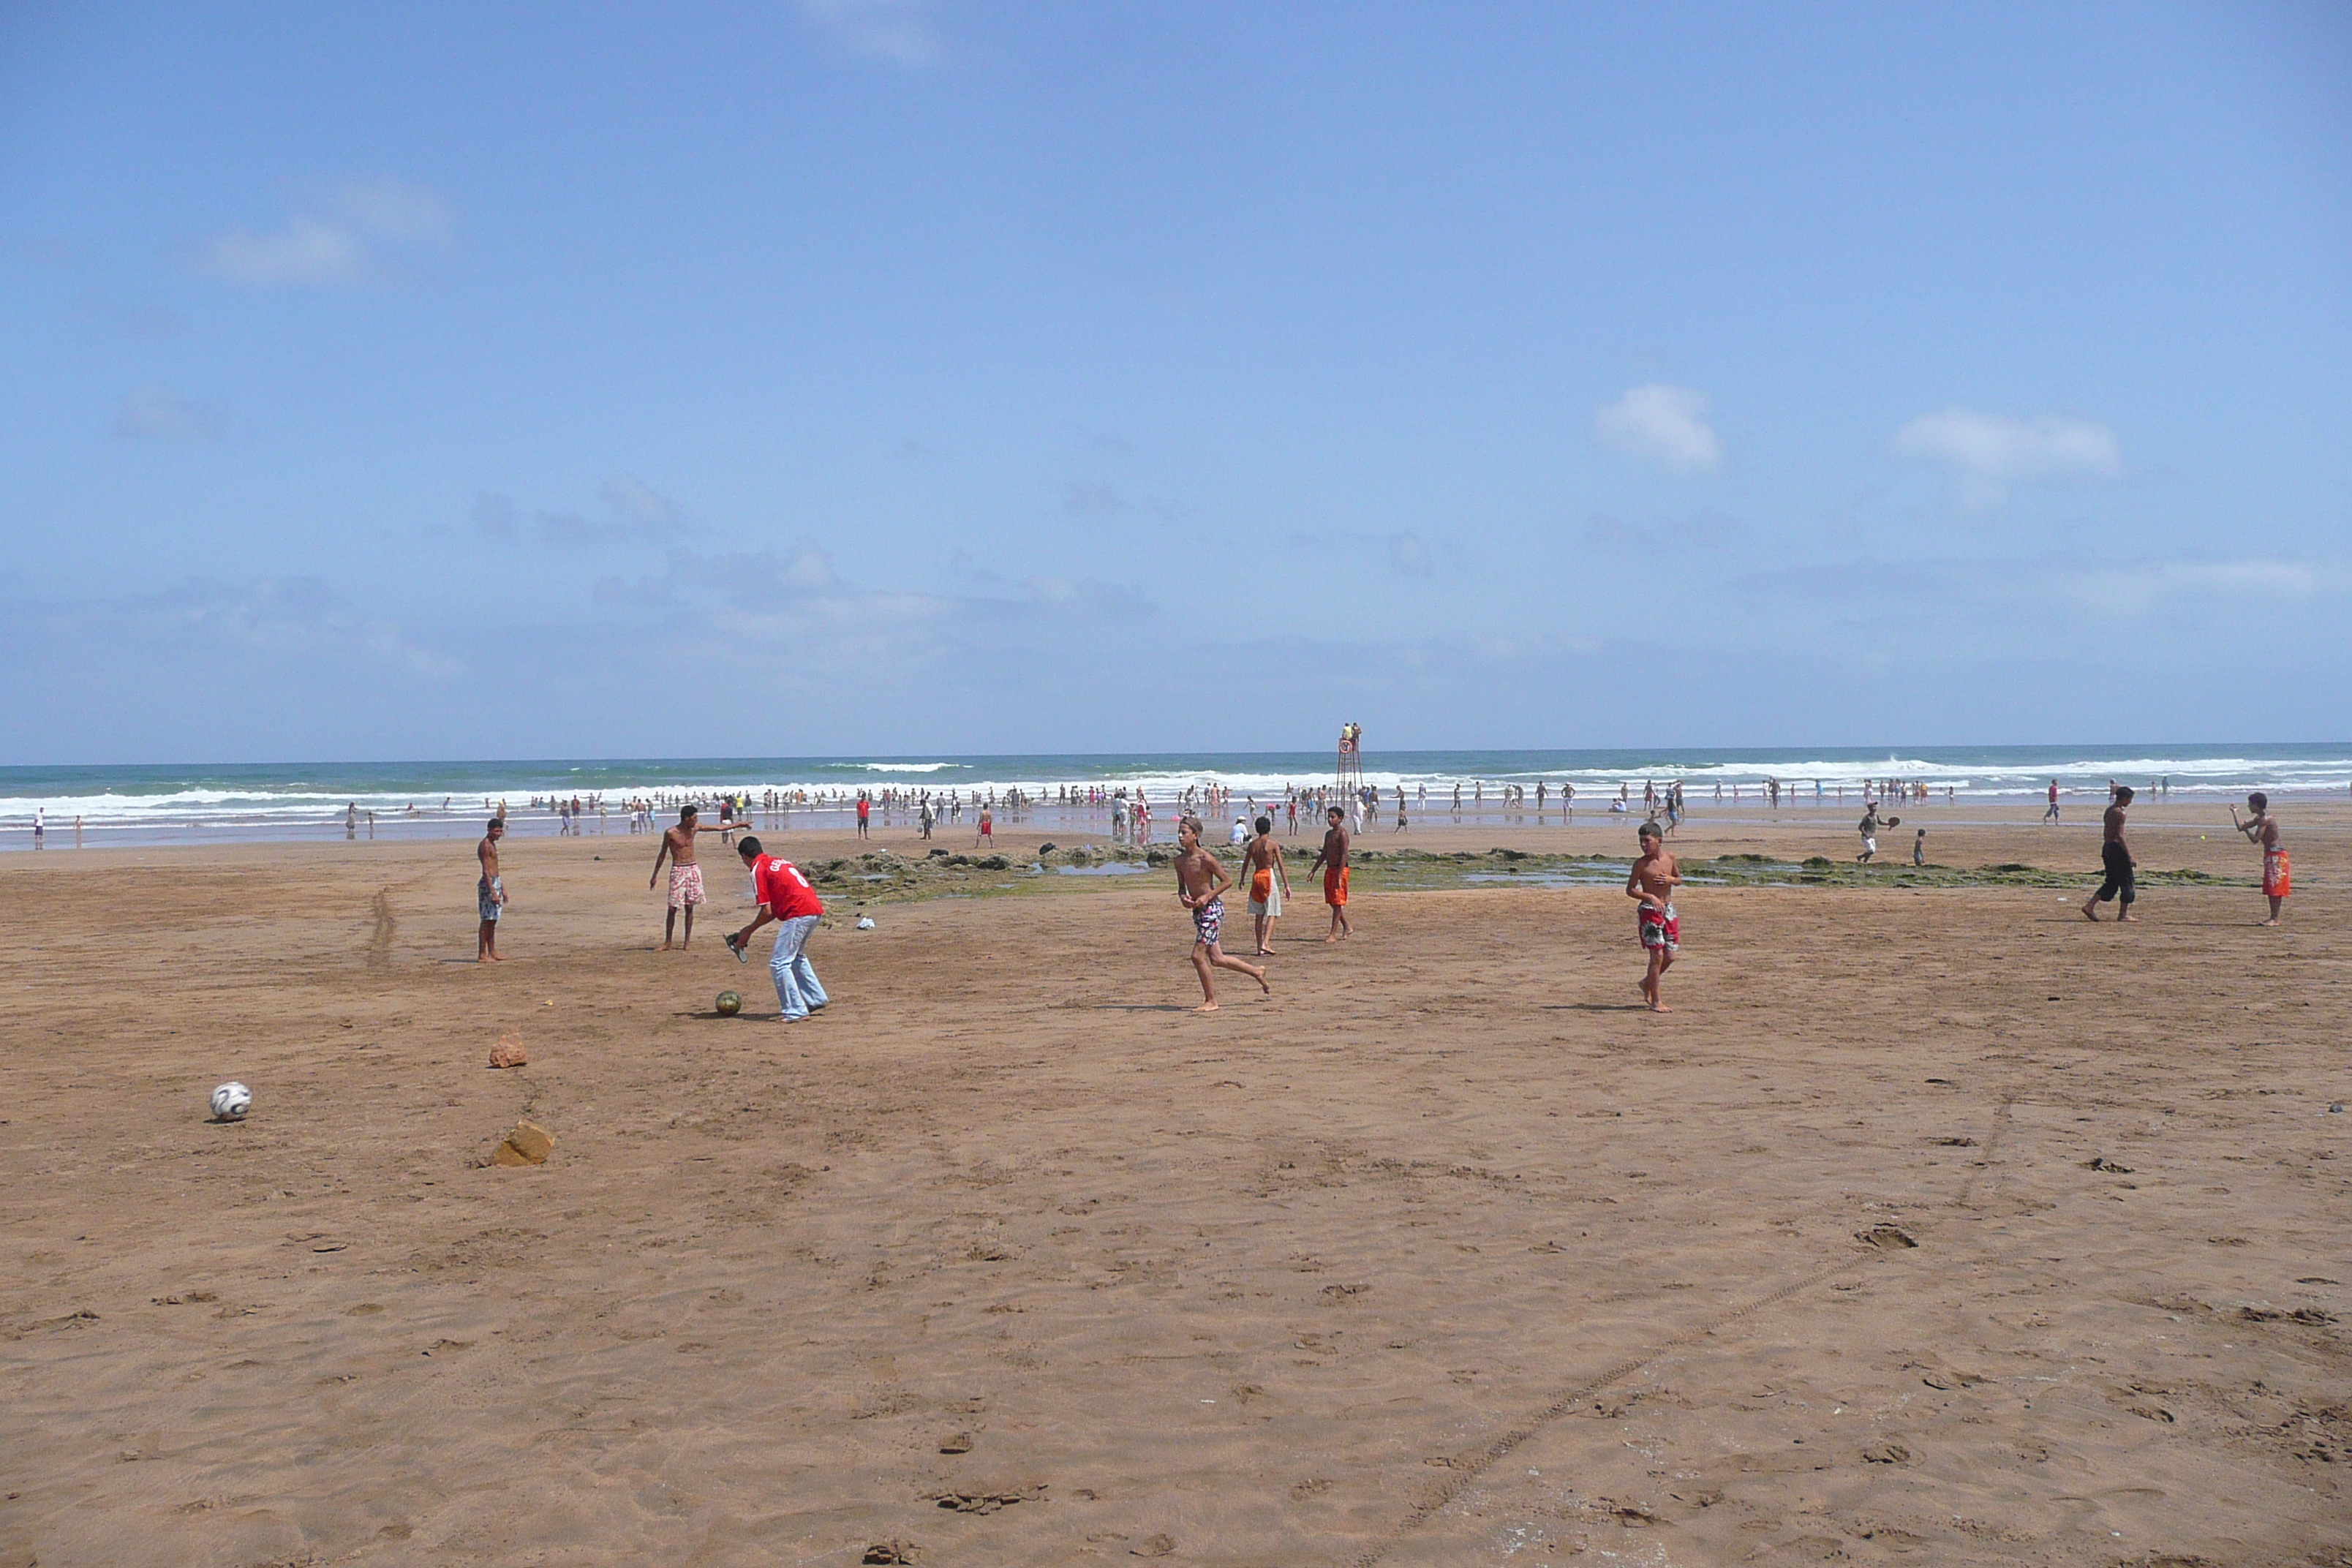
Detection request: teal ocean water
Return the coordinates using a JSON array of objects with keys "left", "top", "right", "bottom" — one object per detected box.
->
[{"left": 2, "top": 745, "right": 2345, "bottom": 849}]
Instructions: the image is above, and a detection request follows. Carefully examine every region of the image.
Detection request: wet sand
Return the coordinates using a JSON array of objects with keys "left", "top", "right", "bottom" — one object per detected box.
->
[{"left": 2, "top": 804, "right": 2345, "bottom": 1567}]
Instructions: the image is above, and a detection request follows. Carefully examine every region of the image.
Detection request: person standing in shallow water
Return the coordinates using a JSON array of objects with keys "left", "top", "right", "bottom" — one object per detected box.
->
[{"left": 2082, "top": 786, "right": 2138, "bottom": 923}]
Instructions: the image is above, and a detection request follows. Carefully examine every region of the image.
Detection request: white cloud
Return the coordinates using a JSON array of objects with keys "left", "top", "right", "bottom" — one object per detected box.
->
[
  {"left": 1388, "top": 532, "right": 1434, "bottom": 577},
  {"left": 202, "top": 216, "right": 368, "bottom": 286},
  {"left": 331, "top": 176, "right": 454, "bottom": 244},
  {"left": 199, "top": 177, "right": 454, "bottom": 287},
  {"left": 599, "top": 475, "right": 687, "bottom": 533},
  {"left": 1890, "top": 408, "right": 2121, "bottom": 504},
  {"left": 110, "top": 385, "right": 228, "bottom": 441},
  {"left": 1594, "top": 384, "right": 1722, "bottom": 471},
  {"left": 1063, "top": 481, "right": 1126, "bottom": 519},
  {"left": 2056, "top": 557, "right": 2342, "bottom": 616},
  {"left": 0, "top": 574, "right": 461, "bottom": 680},
  {"left": 795, "top": 0, "right": 943, "bottom": 64}
]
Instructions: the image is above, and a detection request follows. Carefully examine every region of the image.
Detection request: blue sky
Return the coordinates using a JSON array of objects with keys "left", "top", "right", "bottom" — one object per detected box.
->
[{"left": 2, "top": 1, "right": 2347, "bottom": 761}]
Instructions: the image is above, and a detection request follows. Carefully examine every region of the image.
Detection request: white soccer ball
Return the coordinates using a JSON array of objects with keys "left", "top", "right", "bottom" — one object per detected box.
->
[{"left": 210, "top": 1082, "right": 253, "bottom": 1122}]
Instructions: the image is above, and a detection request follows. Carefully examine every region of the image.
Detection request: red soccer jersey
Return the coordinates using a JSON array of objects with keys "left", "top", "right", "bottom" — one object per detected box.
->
[{"left": 751, "top": 854, "right": 823, "bottom": 920}]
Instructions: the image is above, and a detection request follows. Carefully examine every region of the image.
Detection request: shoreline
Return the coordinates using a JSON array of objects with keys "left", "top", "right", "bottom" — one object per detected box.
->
[{"left": 10, "top": 791, "right": 2345, "bottom": 859}]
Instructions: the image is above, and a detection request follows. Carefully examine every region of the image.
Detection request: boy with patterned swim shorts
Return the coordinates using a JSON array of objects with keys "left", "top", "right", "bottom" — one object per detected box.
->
[
  {"left": 1626, "top": 820, "right": 1683, "bottom": 1012},
  {"left": 649, "top": 804, "right": 726, "bottom": 950},
  {"left": 1174, "top": 815, "right": 1269, "bottom": 1014}
]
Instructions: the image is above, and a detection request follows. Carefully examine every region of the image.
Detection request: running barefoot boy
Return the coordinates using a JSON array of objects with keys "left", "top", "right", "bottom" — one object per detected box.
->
[
  {"left": 1625, "top": 820, "right": 1681, "bottom": 1011},
  {"left": 649, "top": 804, "right": 726, "bottom": 949},
  {"left": 1174, "top": 814, "right": 1270, "bottom": 1012},
  {"left": 1241, "top": 814, "right": 1291, "bottom": 954},
  {"left": 2230, "top": 792, "right": 2289, "bottom": 925},
  {"left": 1308, "top": 805, "right": 1352, "bottom": 941},
  {"left": 475, "top": 818, "right": 507, "bottom": 962}
]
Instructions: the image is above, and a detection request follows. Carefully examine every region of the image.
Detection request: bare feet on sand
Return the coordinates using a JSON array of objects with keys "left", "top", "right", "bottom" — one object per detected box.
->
[{"left": 1193, "top": 1000, "right": 1219, "bottom": 1013}]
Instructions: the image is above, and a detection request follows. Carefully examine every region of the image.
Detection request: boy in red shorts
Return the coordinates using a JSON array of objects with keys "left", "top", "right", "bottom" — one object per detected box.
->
[
  {"left": 1308, "top": 805, "right": 1352, "bottom": 942},
  {"left": 2231, "top": 792, "right": 2288, "bottom": 926}
]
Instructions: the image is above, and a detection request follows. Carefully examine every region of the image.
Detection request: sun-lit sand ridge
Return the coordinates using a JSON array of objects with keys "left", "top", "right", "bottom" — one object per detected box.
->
[{"left": 1, "top": 802, "right": 2345, "bottom": 1566}]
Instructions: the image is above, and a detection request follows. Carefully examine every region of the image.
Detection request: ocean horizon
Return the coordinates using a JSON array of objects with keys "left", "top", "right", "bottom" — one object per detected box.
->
[{"left": 4, "top": 743, "right": 2346, "bottom": 850}]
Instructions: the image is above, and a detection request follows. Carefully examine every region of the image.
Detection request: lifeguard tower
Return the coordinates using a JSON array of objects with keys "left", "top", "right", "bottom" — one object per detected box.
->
[{"left": 1335, "top": 722, "right": 1364, "bottom": 800}]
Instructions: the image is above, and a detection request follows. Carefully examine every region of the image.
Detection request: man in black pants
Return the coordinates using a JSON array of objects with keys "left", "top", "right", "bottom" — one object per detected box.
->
[{"left": 2082, "top": 785, "right": 2138, "bottom": 923}]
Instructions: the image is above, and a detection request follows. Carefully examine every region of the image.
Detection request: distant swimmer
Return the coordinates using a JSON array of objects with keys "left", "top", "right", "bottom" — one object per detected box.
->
[
  {"left": 649, "top": 804, "right": 726, "bottom": 950},
  {"left": 2081, "top": 785, "right": 2138, "bottom": 922},
  {"left": 1173, "top": 814, "right": 1270, "bottom": 1013},
  {"left": 2230, "top": 792, "right": 2288, "bottom": 925},
  {"left": 476, "top": 818, "right": 507, "bottom": 962},
  {"left": 1308, "top": 804, "right": 1352, "bottom": 942},
  {"left": 1626, "top": 821, "right": 1683, "bottom": 1012}
]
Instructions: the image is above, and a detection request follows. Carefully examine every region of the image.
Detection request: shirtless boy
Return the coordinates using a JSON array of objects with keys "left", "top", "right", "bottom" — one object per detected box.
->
[
  {"left": 1174, "top": 814, "right": 1270, "bottom": 1012},
  {"left": 476, "top": 818, "right": 507, "bottom": 962},
  {"left": 1626, "top": 820, "right": 1681, "bottom": 1011},
  {"left": 1240, "top": 814, "right": 1292, "bottom": 954},
  {"left": 1307, "top": 805, "right": 1352, "bottom": 941},
  {"left": 2230, "top": 792, "right": 2289, "bottom": 925},
  {"left": 649, "top": 804, "right": 728, "bottom": 949},
  {"left": 2082, "top": 785, "right": 2138, "bottom": 922}
]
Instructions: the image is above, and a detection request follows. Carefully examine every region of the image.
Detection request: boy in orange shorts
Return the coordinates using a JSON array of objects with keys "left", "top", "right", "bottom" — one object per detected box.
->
[
  {"left": 2231, "top": 792, "right": 2288, "bottom": 925},
  {"left": 1240, "top": 815, "right": 1291, "bottom": 955},
  {"left": 1308, "top": 805, "right": 1352, "bottom": 942}
]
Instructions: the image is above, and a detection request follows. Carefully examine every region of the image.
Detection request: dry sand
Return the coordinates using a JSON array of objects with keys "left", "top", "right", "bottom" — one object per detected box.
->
[{"left": 2, "top": 803, "right": 2346, "bottom": 1567}]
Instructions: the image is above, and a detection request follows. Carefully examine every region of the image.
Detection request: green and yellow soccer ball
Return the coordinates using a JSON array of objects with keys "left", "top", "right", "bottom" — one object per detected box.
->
[{"left": 715, "top": 990, "right": 742, "bottom": 1017}]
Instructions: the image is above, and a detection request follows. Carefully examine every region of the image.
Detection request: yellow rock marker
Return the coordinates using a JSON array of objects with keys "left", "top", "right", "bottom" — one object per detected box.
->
[{"left": 492, "top": 1119, "right": 555, "bottom": 1166}]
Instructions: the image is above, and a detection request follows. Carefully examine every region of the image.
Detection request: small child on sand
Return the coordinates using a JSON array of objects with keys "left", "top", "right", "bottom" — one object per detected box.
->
[
  {"left": 1174, "top": 814, "right": 1270, "bottom": 1013},
  {"left": 1625, "top": 821, "right": 1682, "bottom": 1011},
  {"left": 1912, "top": 826, "right": 1927, "bottom": 867}
]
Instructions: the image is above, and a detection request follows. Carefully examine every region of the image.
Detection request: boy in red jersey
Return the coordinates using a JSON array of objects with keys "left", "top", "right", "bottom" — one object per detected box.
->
[{"left": 730, "top": 835, "right": 830, "bottom": 1021}]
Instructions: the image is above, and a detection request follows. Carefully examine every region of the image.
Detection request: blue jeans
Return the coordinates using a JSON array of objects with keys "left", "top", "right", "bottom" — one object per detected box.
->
[{"left": 769, "top": 914, "right": 828, "bottom": 1020}]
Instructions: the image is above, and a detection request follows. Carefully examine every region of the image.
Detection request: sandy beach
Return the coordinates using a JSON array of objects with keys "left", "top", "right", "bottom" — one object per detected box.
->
[{"left": 2, "top": 803, "right": 2345, "bottom": 1567}]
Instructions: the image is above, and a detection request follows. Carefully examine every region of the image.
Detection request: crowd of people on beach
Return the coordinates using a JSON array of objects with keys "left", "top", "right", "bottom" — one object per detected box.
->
[{"left": 455, "top": 761, "right": 2296, "bottom": 1027}]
